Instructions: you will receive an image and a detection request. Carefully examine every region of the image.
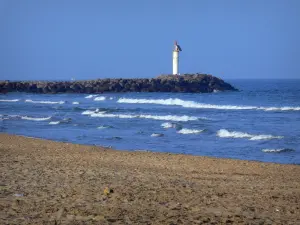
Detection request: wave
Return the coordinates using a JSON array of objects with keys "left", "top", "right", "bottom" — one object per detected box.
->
[
  {"left": 94, "top": 96, "right": 106, "bottom": 101},
  {"left": 151, "top": 133, "right": 164, "bottom": 137},
  {"left": 25, "top": 99, "right": 65, "bottom": 104},
  {"left": 0, "top": 114, "right": 20, "bottom": 120},
  {"left": 97, "top": 125, "right": 113, "bottom": 129},
  {"left": 81, "top": 109, "right": 106, "bottom": 115},
  {"left": 72, "top": 106, "right": 86, "bottom": 111},
  {"left": 217, "top": 129, "right": 283, "bottom": 141},
  {"left": 89, "top": 112, "right": 198, "bottom": 122},
  {"left": 21, "top": 116, "right": 51, "bottom": 121},
  {"left": 49, "top": 121, "right": 60, "bottom": 125},
  {"left": 262, "top": 148, "right": 295, "bottom": 153},
  {"left": 260, "top": 106, "right": 300, "bottom": 111},
  {"left": 106, "top": 136, "right": 122, "bottom": 140},
  {"left": 177, "top": 128, "right": 204, "bottom": 134},
  {"left": 72, "top": 102, "right": 79, "bottom": 105},
  {"left": 85, "top": 94, "right": 98, "bottom": 99},
  {"left": 0, "top": 99, "right": 20, "bottom": 102},
  {"left": 161, "top": 122, "right": 173, "bottom": 129},
  {"left": 117, "top": 98, "right": 300, "bottom": 111}
]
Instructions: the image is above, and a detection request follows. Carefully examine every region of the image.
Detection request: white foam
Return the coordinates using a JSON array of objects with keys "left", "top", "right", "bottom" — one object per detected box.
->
[
  {"left": 85, "top": 94, "right": 98, "bottom": 99},
  {"left": 91, "top": 113, "right": 136, "bottom": 119},
  {"left": 217, "top": 129, "right": 283, "bottom": 141},
  {"left": 72, "top": 102, "right": 79, "bottom": 105},
  {"left": 177, "top": 128, "right": 204, "bottom": 134},
  {"left": 49, "top": 121, "right": 60, "bottom": 125},
  {"left": 161, "top": 122, "right": 173, "bottom": 129},
  {"left": 21, "top": 116, "right": 51, "bottom": 121},
  {"left": 97, "top": 125, "right": 111, "bottom": 129},
  {"left": 262, "top": 148, "right": 295, "bottom": 153},
  {"left": 94, "top": 96, "right": 106, "bottom": 101},
  {"left": 0, "top": 99, "right": 20, "bottom": 102},
  {"left": 258, "top": 106, "right": 300, "bottom": 111},
  {"left": 81, "top": 110, "right": 95, "bottom": 115},
  {"left": 140, "top": 114, "right": 198, "bottom": 122},
  {"left": 117, "top": 98, "right": 300, "bottom": 111},
  {"left": 3, "top": 114, "right": 20, "bottom": 119},
  {"left": 81, "top": 109, "right": 106, "bottom": 115},
  {"left": 89, "top": 112, "right": 198, "bottom": 122},
  {"left": 25, "top": 99, "right": 65, "bottom": 104},
  {"left": 151, "top": 133, "right": 164, "bottom": 137}
]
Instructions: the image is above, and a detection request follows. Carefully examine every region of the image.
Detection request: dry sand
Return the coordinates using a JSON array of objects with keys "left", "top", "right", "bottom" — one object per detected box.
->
[{"left": 0, "top": 133, "right": 299, "bottom": 224}]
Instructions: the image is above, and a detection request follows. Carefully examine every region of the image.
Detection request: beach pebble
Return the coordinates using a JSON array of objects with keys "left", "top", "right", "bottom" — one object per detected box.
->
[
  {"left": 13, "top": 193, "right": 23, "bottom": 197},
  {"left": 103, "top": 187, "right": 114, "bottom": 195}
]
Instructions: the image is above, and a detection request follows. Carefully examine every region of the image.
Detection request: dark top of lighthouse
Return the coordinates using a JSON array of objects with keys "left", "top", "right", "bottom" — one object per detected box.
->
[{"left": 174, "top": 41, "right": 182, "bottom": 52}]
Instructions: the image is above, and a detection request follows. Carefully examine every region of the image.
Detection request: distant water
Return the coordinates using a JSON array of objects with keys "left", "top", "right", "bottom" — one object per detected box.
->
[{"left": 1, "top": 79, "right": 300, "bottom": 164}]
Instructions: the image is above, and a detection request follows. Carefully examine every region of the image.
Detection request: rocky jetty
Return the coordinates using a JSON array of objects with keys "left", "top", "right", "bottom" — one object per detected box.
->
[{"left": 0, "top": 73, "right": 237, "bottom": 94}]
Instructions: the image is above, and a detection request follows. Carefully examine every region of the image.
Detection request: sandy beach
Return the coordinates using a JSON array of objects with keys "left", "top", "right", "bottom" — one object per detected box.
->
[{"left": 0, "top": 133, "right": 299, "bottom": 224}]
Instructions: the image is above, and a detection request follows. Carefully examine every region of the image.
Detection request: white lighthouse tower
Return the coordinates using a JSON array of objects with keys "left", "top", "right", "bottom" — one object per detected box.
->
[{"left": 173, "top": 41, "right": 182, "bottom": 75}]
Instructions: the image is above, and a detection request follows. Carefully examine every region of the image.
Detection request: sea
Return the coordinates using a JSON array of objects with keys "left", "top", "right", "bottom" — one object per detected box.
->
[{"left": 1, "top": 79, "right": 300, "bottom": 165}]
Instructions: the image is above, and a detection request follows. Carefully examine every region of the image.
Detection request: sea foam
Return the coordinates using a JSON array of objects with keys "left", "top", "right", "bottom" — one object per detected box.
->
[
  {"left": 94, "top": 96, "right": 106, "bottom": 101},
  {"left": 25, "top": 99, "right": 65, "bottom": 104},
  {"left": 49, "top": 121, "right": 60, "bottom": 125},
  {"left": 262, "top": 148, "right": 295, "bottom": 153},
  {"left": 177, "top": 128, "right": 204, "bottom": 134},
  {"left": 217, "top": 129, "right": 283, "bottom": 141},
  {"left": 0, "top": 99, "right": 20, "bottom": 102},
  {"left": 97, "top": 125, "right": 113, "bottom": 129},
  {"left": 21, "top": 116, "right": 51, "bottom": 121},
  {"left": 85, "top": 94, "right": 98, "bottom": 99},
  {"left": 87, "top": 111, "right": 198, "bottom": 122},
  {"left": 72, "top": 102, "right": 79, "bottom": 105},
  {"left": 161, "top": 122, "right": 173, "bottom": 129},
  {"left": 81, "top": 109, "right": 106, "bottom": 115},
  {"left": 151, "top": 133, "right": 164, "bottom": 137},
  {"left": 117, "top": 98, "right": 300, "bottom": 111}
]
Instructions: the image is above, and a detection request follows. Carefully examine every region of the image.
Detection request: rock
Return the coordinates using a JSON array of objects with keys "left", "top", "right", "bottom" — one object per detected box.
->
[
  {"left": 0, "top": 74, "right": 237, "bottom": 94},
  {"left": 103, "top": 187, "right": 113, "bottom": 195}
]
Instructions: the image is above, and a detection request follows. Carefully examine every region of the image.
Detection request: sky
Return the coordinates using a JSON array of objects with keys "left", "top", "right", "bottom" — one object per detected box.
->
[{"left": 0, "top": 0, "right": 300, "bottom": 80}]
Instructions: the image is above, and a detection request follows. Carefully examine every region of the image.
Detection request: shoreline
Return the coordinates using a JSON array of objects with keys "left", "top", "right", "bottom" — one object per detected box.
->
[
  {"left": 3, "top": 132, "right": 297, "bottom": 166},
  {"left": 1, "top": 133, "right": 300, "bottom": 224}
]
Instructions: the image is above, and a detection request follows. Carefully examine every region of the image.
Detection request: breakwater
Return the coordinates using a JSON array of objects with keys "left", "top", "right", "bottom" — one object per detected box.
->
[{"left": 0, "top": 74, "right": 237, "bottom": 94}]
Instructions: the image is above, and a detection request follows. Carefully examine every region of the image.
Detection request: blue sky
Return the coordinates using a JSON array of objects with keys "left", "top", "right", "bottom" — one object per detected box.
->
[{"left": 0, "top": 0, "right": 299, "bottom": 80}]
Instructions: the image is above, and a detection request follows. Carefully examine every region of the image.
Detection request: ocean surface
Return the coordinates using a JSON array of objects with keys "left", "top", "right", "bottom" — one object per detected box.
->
[{"left": 1, "top": 79, "right": 300, "bottom": 164}]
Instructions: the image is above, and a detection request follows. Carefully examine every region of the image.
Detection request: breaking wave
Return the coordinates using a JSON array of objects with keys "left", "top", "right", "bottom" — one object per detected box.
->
[
  {"left": 85, "top": 94, "right": 98, "bottom": 99},
  {"left": 161, "top": 122, "right": 173, "bottom": 129},
  {"left": 49, "top": 121, "right": 60, "bottom": 125},
  {"left": 21, "top": 116, "right": 51, "bottom": 121},
  {"left": 117, "top": 98, "right": 300, "bottom": 111},
  {"left": 217, "top": 129, "right": 283, "bottom": 140},
  {"left": 0, "top": 99, "right": 20, "bottom": 102},
  {"left": 25, "top": 99, "right": 65, "bottom": 104},
  {"left": 151, "top": 133, "right": 164, "bottom": 137},
  {"left": 81, "top": 109, "right": 106, "bottom": 115},
  {"left": 85, "top": 110, "right": 198, "bottom": 122},
  {"left": 97, "top": 125, "right": 113, "bottom": 129},
  {"left": 177, "top": 128, "right": 204, "bottom": 134},
  {"left": 94, "top": 96, "right": 106, "bottom": 101},
  {"left": 72, "top": 101, "right": 79, "bottom": 105},
  {"left": 262, "top": 148, "right": 295, "bottom": 153}
]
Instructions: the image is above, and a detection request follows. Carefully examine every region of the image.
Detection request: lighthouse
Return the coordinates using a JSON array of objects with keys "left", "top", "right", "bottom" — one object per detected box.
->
[{"left": 173, "top": 41, "right": 182, "bottom": 75}]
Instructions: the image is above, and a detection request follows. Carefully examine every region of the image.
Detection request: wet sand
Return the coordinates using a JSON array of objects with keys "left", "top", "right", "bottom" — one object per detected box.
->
[{"left": 0, "top": 133, "right": 299, "bottom": 224}]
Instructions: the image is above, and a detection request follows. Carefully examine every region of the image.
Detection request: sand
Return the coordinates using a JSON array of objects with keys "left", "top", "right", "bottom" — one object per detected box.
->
[{"left": 0, "top": 133, "right": 299, "bottom": 224}]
